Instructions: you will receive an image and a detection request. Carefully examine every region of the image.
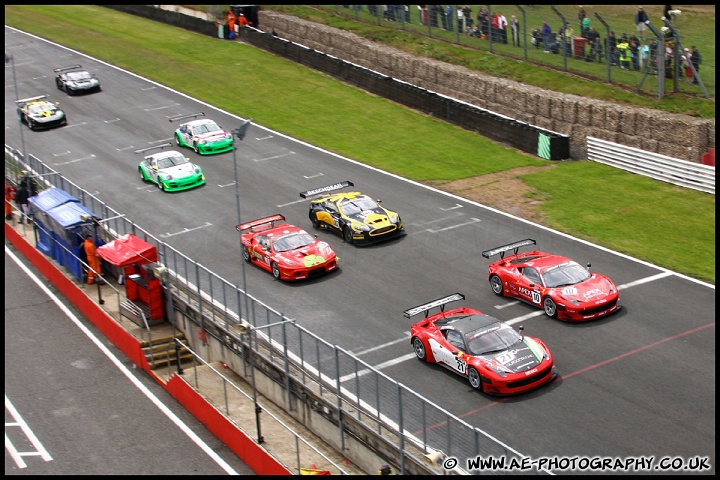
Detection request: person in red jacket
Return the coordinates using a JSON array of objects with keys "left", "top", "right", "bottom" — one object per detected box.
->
[
  {"left": 84, "top": 234, "right": 102, "bottom": 284},
  {"left": 237, "top": 13, "right": 249, "bottom": 27}
]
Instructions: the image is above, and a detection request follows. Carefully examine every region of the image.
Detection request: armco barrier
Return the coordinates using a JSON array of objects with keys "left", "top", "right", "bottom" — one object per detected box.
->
[{"left": 5, "top": 222, "right": 291, "bottom": 475}]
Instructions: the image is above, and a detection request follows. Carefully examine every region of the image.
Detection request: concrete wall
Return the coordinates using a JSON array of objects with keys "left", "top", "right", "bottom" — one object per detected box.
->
[{"left": 257, "top": 11, "right": 714, "bottom": 164}]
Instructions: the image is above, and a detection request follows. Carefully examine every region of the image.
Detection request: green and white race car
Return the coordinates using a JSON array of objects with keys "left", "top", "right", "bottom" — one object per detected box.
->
[
  {"left": 137, "top": 144, "right": 205, "bottom": 192},
  {"left": 170, "top": 113, "right": 234, "bottom": 155}
]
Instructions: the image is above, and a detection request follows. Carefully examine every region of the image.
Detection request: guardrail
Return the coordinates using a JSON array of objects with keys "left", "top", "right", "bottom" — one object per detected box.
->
[{"left": 587, "top": 137, "right": 715, "bottom": 194}]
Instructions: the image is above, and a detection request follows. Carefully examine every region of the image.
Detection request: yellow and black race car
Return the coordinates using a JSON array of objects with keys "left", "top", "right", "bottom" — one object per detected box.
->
[
  {"left": 300, "top": 181, "right": 405, "bottom": 246},
  {"left": 16, "top": 95, "right": 67, "bottom": 131}
]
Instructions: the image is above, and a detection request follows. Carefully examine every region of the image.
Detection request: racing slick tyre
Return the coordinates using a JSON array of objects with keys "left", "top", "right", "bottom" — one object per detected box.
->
[
  {"left": 490, "top": 274, "right": 504, "bottom": 296},
  {"left": 310, "top": 213, "right": 320, "bottom": 229},
  {"left": 138, "top": 168, "right": 147, "bottom": 182},
  {"left": 343, "top": 226, "right": 354, "bottom": 244},
  {"left": 157, "top": 180, "right": 164, "bottom": 191},
  {"left": 467, "top": 366, "right": 484, "bottom": 391},
  {"left": 193, "top": 142, "right": 200, "bottom": 154},
  {"left": 56, "top": 79, "right": 63, "bottom": 90},
  {"left": 543, "top": 297, "right": 558, "bottom": 318},
  {"left": 412, "top": 337, "right": 427, "bottom": 361},
  {"left": 175, "top": 134, "right": 181, "bottom": 146},
  {"left": 271, "top": 262, "right": 281, "bottom": 280},
  {"left": 242, "top": 246, "right": 251, "bottom": 262}
]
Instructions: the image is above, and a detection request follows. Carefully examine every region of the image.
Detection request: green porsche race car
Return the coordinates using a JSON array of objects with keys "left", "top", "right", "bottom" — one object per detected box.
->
[
  {"left": 136, "top": 144, "right": 205, "bottom": 192},
  {"left": 170, "top": 113, "right": 234, "bottom": 155}
]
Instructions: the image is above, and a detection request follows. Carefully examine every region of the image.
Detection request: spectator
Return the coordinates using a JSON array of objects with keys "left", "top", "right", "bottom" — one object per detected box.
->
[
  {"left": 510, "top": 15, "right": 519, "bottom": 47},
  {"left": 490, "top": 12, "right": 500, "bottom": 41},
  {"left": 585, "top": 27, "right": 601, "bottom": 61},
  {"left": 617, "top": 38, "right": 631, "bottom": 69},
  {"left": 639, "top": 40, "right": 651, "bottom": 71},
  {"left": 581, "top": 14, "right": 591, "bottom": 38},
  {"left": 635, "top": 6, "right": 649, "bottom": 41},
  {"left": 237, "top": 13, "right": 249, "bottom": 28},
  {"left": 445, "top": 5, "right": 454, "bottom": 31},
  {"left": 690, "top": 45, "right": 702, "bottom": 84},
  {"left": 498, "top": 12, "right": 508, "bottom": 44},
  {"left": 578, "top": 6, "right": 587, "bottom": 33},
  {"left": 681, "top": 48, "right": 693, "bottom": 84},
  {"left": 226, "top": 8, "right": 236, "bottom": 39},
  {"left": 456, "top": 6, "right": 464, "bottom": 33},
  {"left": 478, "top": 8, "right": 490, "bottom": 38},
  {"left": 663, "top": 5, "right": 672, "bottom": 19},
  {"left": 630, "top": 38, "right": 640, "bottom": 70},
  {"left": 561, "top": 23, "right": 574, "bottom": 56},
  {"left": 541, "top": 21, "right": 552, "bottom": 53},
  {"left": 440, "top": 4, "right": 450, "bottom": 30},
  {"left": 15, "top": 182, "right": 30, "bottom": 224},
  {"left": 607, "top": 31, "right": 618, "bottom": 65},
  {"left": 462, "top": 5, "right": 473, "bottom": 29}
]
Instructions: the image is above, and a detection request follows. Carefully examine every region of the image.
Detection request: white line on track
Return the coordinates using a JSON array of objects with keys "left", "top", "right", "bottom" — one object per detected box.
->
[{"left": 5, "top": 246, "right": 238, "bottom": 475}]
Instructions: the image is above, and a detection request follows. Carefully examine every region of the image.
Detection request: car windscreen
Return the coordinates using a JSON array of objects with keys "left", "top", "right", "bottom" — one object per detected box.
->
[
  {"left": 29, "top": 104, "right": 57, "bottom": 114},
  {"left": 272, "top": 232, "right": 315, "bottom": 252},
  {"left": 465, "top": 322, "right": 521, "bottom": 355},
  {"left": 339, "top": 196, "right": 377, "bottom": 216},
  {"left": 158, "top": 154, "right": 188, "bottom": 169},
  {"left": 67, "top": 71, "right": 92, "bottom": 80},
  {"left": 541, "top": 261, "right": 591, "bottom": 288}
]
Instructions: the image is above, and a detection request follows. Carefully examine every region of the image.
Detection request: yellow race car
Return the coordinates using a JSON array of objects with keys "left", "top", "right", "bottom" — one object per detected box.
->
[{"left": 300, "top": 181, "right": 405, "bottom": 246}]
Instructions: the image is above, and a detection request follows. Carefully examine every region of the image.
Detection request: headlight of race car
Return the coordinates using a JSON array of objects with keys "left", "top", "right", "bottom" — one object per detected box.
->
[
  {"left": 559, "top": 293, "right": 580, "bottom": 306},
  {"left": 198, "top": 139, "right": 208, "bottom": 145},
  {"left": 194, "top": 167, "right": 202, "bottom": 174},
  {"left": 281, "top": 258, "right": 295, "bottom": 266},
  {"left": 388, "top": 213, "right": 399, "bottom": 224},
  {"left": 224, "top": 133, "right": 232, "bottom": 140},
  {"left": 485, "top": 362, "right": 508, "bottom": 377},
  {"left": 163, "top": 174, "right": 173, "bottom": 180},
  {"left": 353, "top": 223, "right": 371, "bottom": 232}
]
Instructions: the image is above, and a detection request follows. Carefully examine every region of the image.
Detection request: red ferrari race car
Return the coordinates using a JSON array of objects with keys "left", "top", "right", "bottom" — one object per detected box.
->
[
  {"left": 482, "top": 239, "right": 621, "bottom": 321},
  {"left": 237, "top": 214, "right": 339, "bottom": 281},
  {"left": 406, "top": 293, "right": 556, "bottom": 396}
]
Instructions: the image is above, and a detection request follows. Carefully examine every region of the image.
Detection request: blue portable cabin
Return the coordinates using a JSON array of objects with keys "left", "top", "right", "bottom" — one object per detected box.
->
[
  {"left": 27, "top": 188, "right": 80, "bottom": 256},
  {"left": 44, "top": 202, "right": 101, "bottom": 282}
]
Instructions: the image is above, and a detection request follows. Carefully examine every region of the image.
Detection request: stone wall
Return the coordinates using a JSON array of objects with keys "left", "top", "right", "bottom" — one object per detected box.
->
[{"left": 258, "top": 11, "right": 714, "bottom": 164}]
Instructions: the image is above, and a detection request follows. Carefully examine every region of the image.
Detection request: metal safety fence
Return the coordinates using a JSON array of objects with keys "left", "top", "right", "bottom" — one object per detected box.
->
[{"left": 5, "top": 145, "right": 551, "bottom": 474}]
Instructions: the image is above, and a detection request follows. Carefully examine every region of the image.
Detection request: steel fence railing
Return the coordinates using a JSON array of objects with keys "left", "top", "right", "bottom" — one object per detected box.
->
[{"left": 6, "top": 143, "right": 548, "bottom": 474}]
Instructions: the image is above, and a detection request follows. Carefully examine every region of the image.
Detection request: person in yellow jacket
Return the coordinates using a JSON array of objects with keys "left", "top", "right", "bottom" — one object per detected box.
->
[{"left": 616, "top": 40, "right": 631, "bottom": 70}]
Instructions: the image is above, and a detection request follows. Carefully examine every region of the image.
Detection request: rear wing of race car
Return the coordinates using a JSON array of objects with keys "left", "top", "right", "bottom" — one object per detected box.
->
[
  {"left": 403, "top": 293, "right": 465, "bottom": 319},
  {"left": 481, "top": 239, "right": 536, "bottom": 259},
  {"left": 16, "top": 95, "right": 48, "bottom": 105},
  {"left": 236, "top": 214, "right": 286, "bottom": 232},
  {"left": 169, "top": 112, "right": 205, "bottom": 123},
  {"left": 53, "top": 65, "right": 83, "bottom": 73},
  {"left": 299, "top": 181, "right": 354, "bottom": 199},
  {"left": 134, "top": 143, "right": 173, "bottom": 155}
]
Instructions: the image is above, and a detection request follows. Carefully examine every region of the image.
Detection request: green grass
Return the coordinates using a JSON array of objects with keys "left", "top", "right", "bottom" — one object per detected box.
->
[{"left": 4, "top": 5, "right": 715, "bottom": 284}]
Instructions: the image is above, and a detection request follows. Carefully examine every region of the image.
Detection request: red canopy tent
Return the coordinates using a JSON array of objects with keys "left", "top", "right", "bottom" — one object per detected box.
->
[
  {"left": 97, "top": 234, "right": 164, "bottom": 321},
  {"left": 96, "top": 233, "right": 157, "bottom": 266}
]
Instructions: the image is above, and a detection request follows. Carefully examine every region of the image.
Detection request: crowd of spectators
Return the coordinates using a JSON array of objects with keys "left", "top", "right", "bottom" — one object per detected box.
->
[{"left": 339, "top": 5, "right": 702, "bottom": 83}]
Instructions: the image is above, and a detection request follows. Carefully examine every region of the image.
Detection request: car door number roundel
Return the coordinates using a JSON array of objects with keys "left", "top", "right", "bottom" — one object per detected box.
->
[
  {"left": 519, "top": 287, "right": 542, "bottom": 304},
  {"left": 531, "top": 290, "right": 541, "bottom": 304},
  {"left": 429, "top": 338, "right": 466, "bottom": 374}
]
